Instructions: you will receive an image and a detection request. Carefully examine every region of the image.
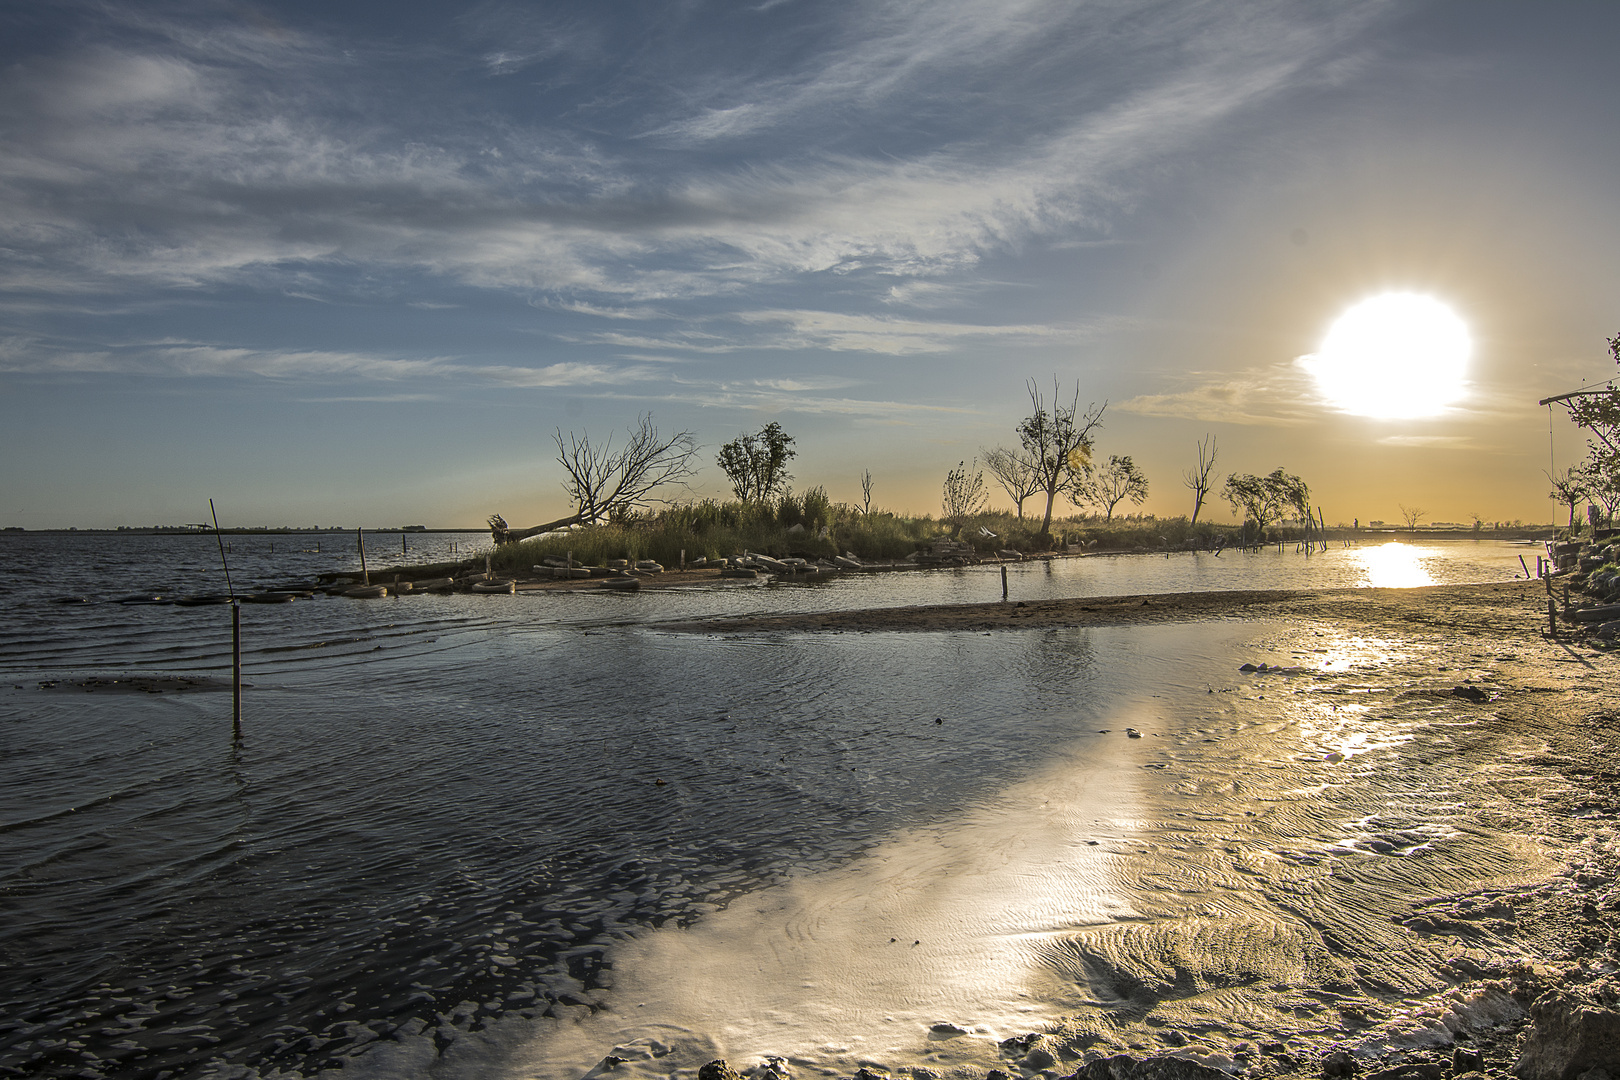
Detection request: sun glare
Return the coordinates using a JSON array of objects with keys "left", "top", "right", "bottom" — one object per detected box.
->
[{"left": 1304, "top": 293, "right": 1471, "bottom": 419}]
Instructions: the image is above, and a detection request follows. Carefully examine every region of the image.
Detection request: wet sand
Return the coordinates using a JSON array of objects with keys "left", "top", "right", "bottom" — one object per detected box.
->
[
  {"left": 661, "top": 580, "right": 1548, "bottom": 637},
  {"left": 648, "top": 580, "right": 1620, "bottom": 1080}
]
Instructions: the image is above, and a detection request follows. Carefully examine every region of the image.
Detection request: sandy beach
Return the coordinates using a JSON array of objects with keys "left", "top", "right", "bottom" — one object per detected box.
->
[{"left": 632, "top": 580, "right": 1620, "bottom": 1080}]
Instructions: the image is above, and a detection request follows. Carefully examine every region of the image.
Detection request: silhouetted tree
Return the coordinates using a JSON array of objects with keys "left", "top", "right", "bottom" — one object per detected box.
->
[
  {"left": 1223, "top": 468, "right": 1307, "bottom": 541},
  {"left": 1182, "top": 434, "right": 1218, "bottom": 527},
  {"left": 942, "top": 459, "right": 989, "bottom": 536},
  {"left": 1072, "top": 455, "right": 1149, "bottom": 522},
  {"left": 718, "top": 422, "right": 796, "bottom": 502},
  {"left": 1017, "top": 378, "right": 1106, "bottom": 536},
  {"left": 981, "top": 445, "right": 1041, "bottom": 519},
  {"left": 1547, "top": 467, "right": 1589, "bottom": 529}
]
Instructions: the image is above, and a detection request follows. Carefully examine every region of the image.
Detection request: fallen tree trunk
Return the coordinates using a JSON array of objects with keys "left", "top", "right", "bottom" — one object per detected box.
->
[{"left": 489, "top": 512, "right": 583, "bottom": 544}]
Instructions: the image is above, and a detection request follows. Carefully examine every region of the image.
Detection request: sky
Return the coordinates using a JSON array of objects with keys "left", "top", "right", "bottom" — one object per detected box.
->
[{"left": 2, "top": 1, "right": 1617, "bottom": 530}]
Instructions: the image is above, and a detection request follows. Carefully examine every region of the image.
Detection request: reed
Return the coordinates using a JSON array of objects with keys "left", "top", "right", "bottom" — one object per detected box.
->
[{"left": 475, "top": 502, "right": 1295, "bottom": 574}]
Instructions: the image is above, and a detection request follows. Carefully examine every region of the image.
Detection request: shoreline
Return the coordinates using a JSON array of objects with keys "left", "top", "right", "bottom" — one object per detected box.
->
[
  {"left": 661, "top": 580, "right": 1550, "bottom": 637},
  {"left": 661, "top": 580, "right": 1620, "bottom": 1080}
]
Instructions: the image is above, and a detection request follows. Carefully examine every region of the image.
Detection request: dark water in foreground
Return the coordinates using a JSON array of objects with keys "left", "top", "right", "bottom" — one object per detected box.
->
[{"left": 0, "top": 534, "right": 1537, "bottom": 1079}]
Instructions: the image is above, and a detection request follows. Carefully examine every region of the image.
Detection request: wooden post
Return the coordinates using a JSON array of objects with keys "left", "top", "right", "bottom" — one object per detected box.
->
[
  {"left": 402, "top": 532, "right": 407, "bottom": 555},
  {"left": 1548, "top": 596, "right": 1557, "bottom": 637},
  {"left": 358, "top": 529, "right": 369, "bottom": 585},
  {"left": 232, "top": 601, "right": 242, "bottom": 741},
  {"left": 681, "top": 548, "right": 686, "bottom": 569},
  {"left": 1001, "top": 564, "right": 1009, "bottom": 600}
]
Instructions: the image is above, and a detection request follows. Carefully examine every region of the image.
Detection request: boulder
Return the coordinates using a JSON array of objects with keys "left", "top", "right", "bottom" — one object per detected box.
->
[
  {"left": 698, "top": 1061, "right": 742, "bottom": 1080},
  {"left": 1514, "top": 987, "right": 1620, "bottom": 1080},
  {"left": 1321, "top": 1049, "right": 1358, "bottom": 1077}
]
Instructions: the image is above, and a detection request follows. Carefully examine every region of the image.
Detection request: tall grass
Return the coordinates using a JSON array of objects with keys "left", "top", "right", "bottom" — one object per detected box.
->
[{"left": 483, "top": 498, "right": 1286, "bottom": 574}]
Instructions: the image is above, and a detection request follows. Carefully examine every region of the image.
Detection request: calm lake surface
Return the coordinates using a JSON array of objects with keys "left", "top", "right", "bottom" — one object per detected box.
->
[{"left": 0, "top": 533, "right": 1534, "bottom": 1079}]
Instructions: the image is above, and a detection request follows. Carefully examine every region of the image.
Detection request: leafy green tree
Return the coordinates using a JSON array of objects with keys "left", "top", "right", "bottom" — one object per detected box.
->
[
  {"left": 1554, "top": 334, "right": 1620, "bottom": 456},
  {"left": 1584, "top": 444, "right": 1620, "bottom": 525},
  {"left": 1222, "top": 468, "right": 1308, "bottom": 539},
  {"left": 718, "top": 422, "right": 796, "bottom": 502}
]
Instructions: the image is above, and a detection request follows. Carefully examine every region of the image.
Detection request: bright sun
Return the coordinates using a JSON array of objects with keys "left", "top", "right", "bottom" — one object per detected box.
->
[{"left": 1303, "top": 292, "right": 1471, "bottom": 419}]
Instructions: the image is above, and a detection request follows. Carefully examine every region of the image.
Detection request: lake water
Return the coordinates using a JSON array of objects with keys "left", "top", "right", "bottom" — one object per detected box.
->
[{"left": 0, "top": 534, "right": 1542, "bottom": 1079}]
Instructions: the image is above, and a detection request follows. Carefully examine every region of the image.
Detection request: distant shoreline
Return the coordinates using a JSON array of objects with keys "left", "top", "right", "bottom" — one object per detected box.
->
[{"left": 0, "top": 527, "right": 491, "bottom": 535}]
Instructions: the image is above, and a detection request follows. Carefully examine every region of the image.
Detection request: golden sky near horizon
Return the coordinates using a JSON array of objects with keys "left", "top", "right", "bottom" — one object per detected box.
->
[{"left": 1, "top": 3, "right": 1616, "bottom": 529}]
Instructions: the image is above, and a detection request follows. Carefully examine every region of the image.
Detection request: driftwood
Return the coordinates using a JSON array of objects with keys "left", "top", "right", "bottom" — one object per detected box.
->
[{"left": 488, "top": 513, "right": 583, "bottom": 545}]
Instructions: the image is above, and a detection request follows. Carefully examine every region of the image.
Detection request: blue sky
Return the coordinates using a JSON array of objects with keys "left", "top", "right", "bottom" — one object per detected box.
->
[{"left": 2, "top": 1, "right": 1617, "bottom": 528}]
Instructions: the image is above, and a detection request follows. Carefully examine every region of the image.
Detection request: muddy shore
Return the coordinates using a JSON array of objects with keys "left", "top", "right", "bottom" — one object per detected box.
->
[{"left": 672, "top": 582, "right": 1620, "bottom": 1080}]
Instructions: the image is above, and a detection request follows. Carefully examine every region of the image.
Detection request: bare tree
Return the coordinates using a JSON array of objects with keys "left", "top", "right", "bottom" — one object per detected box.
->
[
  {"left": 490, "top": 415, "right": 698, "bottom": 543},
  {"left": 859, "top": 468, "right": 875, "bottom": 515},
  {"left": 1072, "top": 455, "right": 1149, "bottom": 522},
  {"left": 942, "top": 459, "right": 989, "bottom": 536},
  {"left": 981, "top": 445, "right": 1041, "bottom": 519},
  {"left": 1017, "top": 378, "right": 1107, "bottom": 536},
  {"left": 1398, "top": 504, "right": 1426, "bottom": 531},
  {"left": 1182, "top": 434, "right": 1218, "bottom": 527},
  {"left": 717, "top": 422, "right": 796, "bottom": 502}
]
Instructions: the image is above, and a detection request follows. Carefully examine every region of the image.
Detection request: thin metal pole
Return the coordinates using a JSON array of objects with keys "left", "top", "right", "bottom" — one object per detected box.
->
[
  {"left": 209, "top": 499, "right": 235, "bottom": 598},
  {"left": 210, "top": 499, "right": 240, "bottom": 740},
  {"left": 232, "top": 602, "right": 242, "bottom": 741},
  {"left": 1549, "top": 403, "right": 1558, "bottom": 536}
]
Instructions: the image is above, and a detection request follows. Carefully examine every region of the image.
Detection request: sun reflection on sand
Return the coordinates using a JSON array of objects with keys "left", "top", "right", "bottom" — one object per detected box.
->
[
  {"left": 502, "top": 728, "right": 1148, "bottom": 1079},
  {"left": 1353, "top": 542, "right": 1439, "bottom": 588}
]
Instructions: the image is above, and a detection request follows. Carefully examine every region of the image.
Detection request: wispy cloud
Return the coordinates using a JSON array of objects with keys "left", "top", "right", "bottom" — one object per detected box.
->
[
  {"left": 1116, "top": 362, "right": 1325, "bottom": 426},
  {"left": 0, "top": 337, "right": 653, "bottom": 388},
  {"left": 0, "top": 2, "right": 1392, "bottom": 306},
  {"left": 733, "top": 310, "right": 1106, "bottom": 355},
  {"left": 1377, "top": 435, "right": 1476, "bottom": 448}
]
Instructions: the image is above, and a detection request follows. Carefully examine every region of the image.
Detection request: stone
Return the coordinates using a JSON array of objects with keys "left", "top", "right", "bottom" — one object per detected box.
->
[
  {"left": 1515, "top": 988, "right": 1620, "bottom": 1080},
  {"left": 1365, "top": 1065, "right": 1442, "bottom": 1080},
  {"left": 1453, "top": 1048, "right": 1484, "bottom": 1074},
  {"left": 1070, "top": 1054, "right": 1230, "bottom": 1080},
  {"left": 1322, "top": 1049, "right": 1358, "bottom": 1077},
  {"left": 1025, "top": 1048, "right": 1058, "bottom": 1070},
  {"left": 699, "top": 1061, "right": 743, "bottom": 1080}
]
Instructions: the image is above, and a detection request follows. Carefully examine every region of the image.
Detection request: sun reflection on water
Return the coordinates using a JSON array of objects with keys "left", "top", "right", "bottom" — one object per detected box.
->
[{"left": 1353, "top": 541, "right": 1438, "bottom": 588}]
